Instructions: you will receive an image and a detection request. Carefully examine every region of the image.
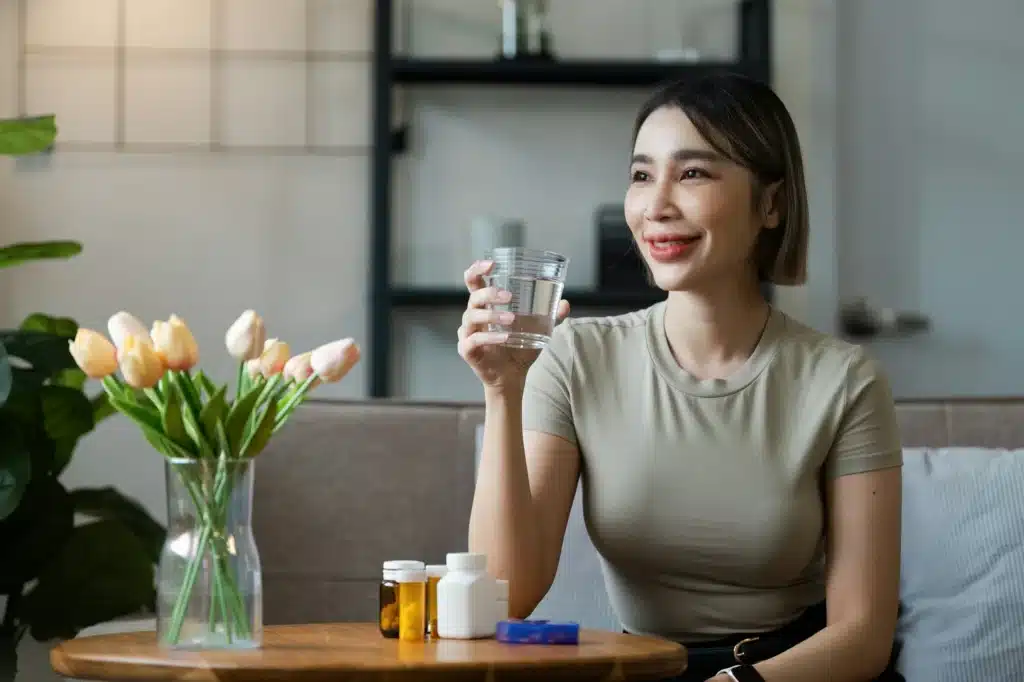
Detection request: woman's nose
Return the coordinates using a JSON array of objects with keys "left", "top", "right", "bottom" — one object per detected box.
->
[{"left": 644, "top": 181, "right": 678, "bottom": 221}]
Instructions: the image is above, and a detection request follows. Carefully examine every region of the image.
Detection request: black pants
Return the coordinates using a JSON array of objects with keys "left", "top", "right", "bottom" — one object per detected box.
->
[{"left": 633, "top": 602, "right": 904, "bottom": 681}]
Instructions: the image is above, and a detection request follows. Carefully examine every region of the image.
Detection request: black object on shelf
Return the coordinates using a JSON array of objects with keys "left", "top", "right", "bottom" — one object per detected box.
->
[
  {"left": 391, "top": 58, "right": 764, "bottom": 87},
  {"left": 391, "top": 287, "right": 666, "bottom": 309},
  {"left": 370, "top": 0, "right": 774, "bottom": 398}
]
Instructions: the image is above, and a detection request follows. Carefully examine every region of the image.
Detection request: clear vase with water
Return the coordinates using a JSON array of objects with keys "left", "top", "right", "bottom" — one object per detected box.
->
[{"left": 157, "top": 457, "right": 263, "bottom": 649}]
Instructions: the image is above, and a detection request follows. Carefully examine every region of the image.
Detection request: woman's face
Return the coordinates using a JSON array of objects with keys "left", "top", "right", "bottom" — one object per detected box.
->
[{"left": 624, "top": 105, "right": 778, "bottom": 293}]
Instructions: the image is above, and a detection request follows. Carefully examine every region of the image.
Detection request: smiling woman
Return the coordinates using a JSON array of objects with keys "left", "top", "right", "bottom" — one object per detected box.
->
[{"left": 460, "top": 73, "right": 904, "bottom": 682}]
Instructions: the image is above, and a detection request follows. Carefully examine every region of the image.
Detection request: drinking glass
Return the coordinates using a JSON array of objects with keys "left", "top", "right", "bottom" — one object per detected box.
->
[{"left": 483, "top": 247, "right": 569, "bottom": 349}]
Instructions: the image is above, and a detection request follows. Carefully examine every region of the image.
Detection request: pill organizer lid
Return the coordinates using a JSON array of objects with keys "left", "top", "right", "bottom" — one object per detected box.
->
[
  {"left": 446, "top": 552, "right": 487, "bottom": 571},
  {"left": 496, "top": 619, "right": 580, "bottom": 645},
  {"left": 426, "top": 564, "right": 448, "bottom": 577}
]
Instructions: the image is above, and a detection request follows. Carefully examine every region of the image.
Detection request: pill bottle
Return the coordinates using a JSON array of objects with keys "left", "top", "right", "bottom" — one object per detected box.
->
[
  {"left": 397, "top": 566, "right": 427, "bottom": 642},
  {"left": 425, "top": 564, "right": 448, "bottom": 637},
  {"left": 436, "top": 552, "right": 498, "bottom": 639},
  {"left": 379, "top": 560, "right": 424, "bottom": 639}
]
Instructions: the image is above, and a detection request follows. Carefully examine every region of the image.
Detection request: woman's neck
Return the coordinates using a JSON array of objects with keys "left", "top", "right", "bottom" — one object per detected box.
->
[{"left": 662, "top": 277, "right": 771, "bottom": 380}]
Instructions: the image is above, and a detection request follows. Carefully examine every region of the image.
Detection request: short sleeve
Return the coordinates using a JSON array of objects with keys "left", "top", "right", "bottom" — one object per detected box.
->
[
  {"left": 521, "top": 321, "right": 578, "bottom": 445},
  {"left": 826, "top": 349, "right": 904, "bottom": 478}
]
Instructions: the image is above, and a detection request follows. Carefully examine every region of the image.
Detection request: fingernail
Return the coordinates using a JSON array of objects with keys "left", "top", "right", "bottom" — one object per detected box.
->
[
  {"left": 497, "top": 290, "right": 512, "bottom": 301},
  {"left": 498, "top": 313, "right": 515, "bottom": 324},
  {"left": 481, "top": 260, "right": 493, "bottom": 268}
]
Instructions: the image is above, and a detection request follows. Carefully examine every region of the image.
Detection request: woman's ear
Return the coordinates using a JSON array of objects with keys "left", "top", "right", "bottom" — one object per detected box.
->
[{"left": 761, "top": 181, "right": 784, "bottom": 229}]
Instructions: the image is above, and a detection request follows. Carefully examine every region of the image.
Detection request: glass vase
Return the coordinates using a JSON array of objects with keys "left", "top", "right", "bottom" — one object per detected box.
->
[{"left": 156, "top": 457, "right": 263, "bottom": 649}]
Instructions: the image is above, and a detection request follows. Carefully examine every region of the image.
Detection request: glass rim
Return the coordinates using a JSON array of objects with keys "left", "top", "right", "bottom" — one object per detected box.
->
[
  {"left": 167, "top": 456, "right": 253, "bottom": 465},
  {"left": 485, "top": 246, "right": 568, "bottom": 263}
]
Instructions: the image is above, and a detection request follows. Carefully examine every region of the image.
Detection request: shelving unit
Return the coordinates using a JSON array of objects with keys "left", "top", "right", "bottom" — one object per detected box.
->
[{"left": 370, "top": 0, "right": 773, "bottom": 398}]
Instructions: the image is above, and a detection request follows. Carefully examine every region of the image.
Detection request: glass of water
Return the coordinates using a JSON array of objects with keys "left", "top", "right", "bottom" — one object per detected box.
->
[{"left": 484, "top": 247, "right": 569, "bottom": 349}]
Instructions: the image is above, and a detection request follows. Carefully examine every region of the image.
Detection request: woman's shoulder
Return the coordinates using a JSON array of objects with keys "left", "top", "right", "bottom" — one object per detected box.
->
[{"left": 770, "top": 310, "right": 890, "bottom": 392}]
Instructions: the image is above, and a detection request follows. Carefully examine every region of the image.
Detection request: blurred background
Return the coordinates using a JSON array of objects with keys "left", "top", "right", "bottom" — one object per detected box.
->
[{"left": 0, "top": 0, "right": 1020, "bottom": 675}]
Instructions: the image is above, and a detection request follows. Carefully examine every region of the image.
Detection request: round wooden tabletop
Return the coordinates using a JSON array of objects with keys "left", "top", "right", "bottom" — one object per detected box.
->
[{"left": 50, "top": 622, "right": 687, "bottom": 682}]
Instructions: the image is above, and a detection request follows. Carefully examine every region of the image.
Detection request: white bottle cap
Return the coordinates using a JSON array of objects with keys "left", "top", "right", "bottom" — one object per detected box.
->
[
  {"left": 426, "top": 564, "right": 448, "bottom": 578},
  {"left": 495, "top": 579, "right": 509, "bottom": 600},
  {"left": 393, "top": 568, "right": 426, "bottom": 583},
  {"left": 382, "top": 560, "right": 424, "bottom": 580},
  {"left": 446, "top": 552, "right": 487, "bottom": 571}
]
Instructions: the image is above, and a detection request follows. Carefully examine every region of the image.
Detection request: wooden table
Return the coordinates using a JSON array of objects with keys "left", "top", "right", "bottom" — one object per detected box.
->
[{"left": 50, "top": 622, "right": 687, "bottom": 681}]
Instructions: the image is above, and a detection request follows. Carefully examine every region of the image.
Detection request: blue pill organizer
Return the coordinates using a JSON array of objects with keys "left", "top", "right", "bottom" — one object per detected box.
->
[{"left": 495, "top": 619, "right": 580, "bottom": 645}]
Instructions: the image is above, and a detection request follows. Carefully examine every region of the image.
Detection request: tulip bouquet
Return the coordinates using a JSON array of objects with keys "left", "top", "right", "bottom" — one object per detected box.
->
[{"left": 69, "top": 309, "right": 359, "bottom": 649}]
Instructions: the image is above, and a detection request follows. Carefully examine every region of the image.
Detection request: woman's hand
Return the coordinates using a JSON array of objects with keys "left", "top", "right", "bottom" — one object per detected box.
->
[{"left": 457, "top": 259, "right": 569, "bottom": 393}]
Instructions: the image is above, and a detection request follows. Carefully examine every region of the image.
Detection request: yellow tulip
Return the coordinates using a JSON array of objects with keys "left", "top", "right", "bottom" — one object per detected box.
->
[
  {"left": 68, "top": 329, "right": 118, "bottom": 379},
  {"left": 258, "top": 339, "right": 290, "bottom": 377},
  {"left": 224, "top": 310, "right": 266, "bottom": 361},
  {"left": 151, "top": 314, "right": 199, "bottom": 371},
  {"left": 107, "top": 311, "right": 150, "bottom": 351},
  {"left": 283, "top": 351, "right": 316, "bottom": 384},
  {"left": 118, "top": 334, "right": 165, "bottom": 389},
  {"left": 310, "top": 338, "right": 360, "bottom": 382}
]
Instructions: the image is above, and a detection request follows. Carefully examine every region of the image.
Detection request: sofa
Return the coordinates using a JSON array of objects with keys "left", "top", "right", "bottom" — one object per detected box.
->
[{"left": 254, "top": 398, "right": 1024, "bottom": 681}]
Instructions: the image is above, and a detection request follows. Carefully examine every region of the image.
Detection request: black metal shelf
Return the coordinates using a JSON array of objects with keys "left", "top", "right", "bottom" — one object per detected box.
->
[
  {"left": 391, "top": 57, "right": 762, "bottom": 87},
  {"left": 370, "top": 0, "right": 773, "bottom": 397},
  {"left": 391, "top": 287, "right": 666, "bottom": 309}
]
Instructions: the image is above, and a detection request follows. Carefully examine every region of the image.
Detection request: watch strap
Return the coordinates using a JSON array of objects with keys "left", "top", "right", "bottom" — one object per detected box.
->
[{"left": 718, "top": 664, "right": 766, "bottom": 681}]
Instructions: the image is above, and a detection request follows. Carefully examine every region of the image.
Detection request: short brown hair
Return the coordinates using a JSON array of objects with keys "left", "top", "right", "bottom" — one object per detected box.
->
[{"left": 632, "top": 73, "right": 808, "bottom": 285}]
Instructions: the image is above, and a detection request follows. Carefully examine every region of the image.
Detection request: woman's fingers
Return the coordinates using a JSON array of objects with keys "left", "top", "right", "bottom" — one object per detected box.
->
[
  {"left": 457, "top": 331, "right": 509, "bottom": 359},
  {"left": 463, "top": 260, "right": 495, "bottom": 292},
  {"left": 468, "top": 286, "right": 511, "bottom": 310},
  {"left": 462, "top": 308, "right": 514, "bottom": 331},
  {"left": 555, "top": 299, "right": 570, "bottom": 322}
]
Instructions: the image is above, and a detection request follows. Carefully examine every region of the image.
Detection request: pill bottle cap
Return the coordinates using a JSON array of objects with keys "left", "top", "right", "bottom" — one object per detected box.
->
[
  {"left": 446, "top": 552, "right": 487, "bottom": 571},
  {"left": 426, "top": 564, "right": 448, "bottom": 578},
  {"left": 495, "top": 579, "right": 509, "bottom": 600},
  {"left": 393, "top": 568, "right": 426, "bottom": 583},
  {"left": 382, "top": 560, "right": 424, "bottom": 580}
]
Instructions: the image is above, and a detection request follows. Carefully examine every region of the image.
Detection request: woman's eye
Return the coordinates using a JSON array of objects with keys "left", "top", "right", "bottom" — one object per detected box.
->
[
  {"left": 681, "top": 167, "right": 710, "bottom": 180},
  {"left": 631, "top": 170, "right": 649, "bottom": 182}
]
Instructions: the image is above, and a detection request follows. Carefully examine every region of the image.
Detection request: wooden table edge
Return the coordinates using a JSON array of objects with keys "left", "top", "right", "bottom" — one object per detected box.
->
[{"left": 49, "top": 625, "right": 688, "bottom": 682}]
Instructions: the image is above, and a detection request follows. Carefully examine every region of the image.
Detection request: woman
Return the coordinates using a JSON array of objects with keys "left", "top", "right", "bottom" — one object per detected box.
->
[{"left": 457, "top": 73, "right": 903, "bottom": 682}]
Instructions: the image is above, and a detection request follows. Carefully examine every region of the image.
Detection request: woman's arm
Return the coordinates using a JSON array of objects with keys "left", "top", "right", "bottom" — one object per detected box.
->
[
  {"left": 716, "top": 351, "right": 903, "bottom": 682},
  {"left": 468, "top": 388, "right": 581, "bottom": 619},
  {"left": 731, "top": 467, "right": 902, "bottom": 682}
]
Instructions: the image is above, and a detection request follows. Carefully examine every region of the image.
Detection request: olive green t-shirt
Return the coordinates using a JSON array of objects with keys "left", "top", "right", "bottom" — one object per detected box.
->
[{"left": 521, "top": 302, "right": 902, "bottom": 643}]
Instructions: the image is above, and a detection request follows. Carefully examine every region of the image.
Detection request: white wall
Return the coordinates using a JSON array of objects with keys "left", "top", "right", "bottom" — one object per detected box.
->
[{"left": 0, "top": 0, "right": 833, "bottom": 523}]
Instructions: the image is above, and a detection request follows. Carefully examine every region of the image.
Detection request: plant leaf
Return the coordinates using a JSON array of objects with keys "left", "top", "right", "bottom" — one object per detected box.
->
[
  {"left": 0, "top": 477, "right": 74, "bottom": 587},
  {"left": 0, "top": 419, "right": 31, "bottom": 521},
  {"left": 0, "top": 115, "right": 57, "bottom": 155},
  {"left": 91, "top": 392, "right": 115, "bottom": 424},
  {"left": 0, "top": 330, "right": 77, "bottom": 376},
  {"left": 0, "top": 340, "right": 11, "bottom": 409},
  {"left": 19, "top": 312, "right": 77, "bottom": 338},
  {"left": 0, "top": 241, "right": 81, "bottom": 270},
  {"left": 242, "top": 401, "right": 277, "bottom": 458},
  {"left": 107, "top": 396, "right": 195, "bottom": 459},
  {"left": 199, "top": 385, "right": 228, "bottom": 444},
  {"left": 194, "top": 371, "right": 218, "bottom": 400},
  {"left": 20, "top": 519, "right": 156, "bottom": 641},
  {"left": 159, "top": 384, "right": 187, "bottom": 445},
  {"left": 40, "top": 385, "right": 94, "bottom": 443},
  {"left": 69, "top": 487, "right": 165, "bottom": 564},
  {"left": 224, "top": 384, "right": 263, "bottom": 456}
]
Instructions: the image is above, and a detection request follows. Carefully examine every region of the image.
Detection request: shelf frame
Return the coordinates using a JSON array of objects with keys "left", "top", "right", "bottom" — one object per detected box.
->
[{"left": 369, "top": 0, "right": 774, "bottom": 398}]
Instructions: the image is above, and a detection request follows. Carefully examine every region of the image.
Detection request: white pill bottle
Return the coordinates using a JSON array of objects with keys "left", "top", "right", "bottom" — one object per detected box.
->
[{"left": 435, "top": 552, "right": 499, "bottom": 639}]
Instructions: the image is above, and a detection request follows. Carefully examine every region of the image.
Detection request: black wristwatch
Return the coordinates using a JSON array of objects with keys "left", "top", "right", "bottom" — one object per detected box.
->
[{"left": 718, "top": 664, "right": 766, "bottom": 681}]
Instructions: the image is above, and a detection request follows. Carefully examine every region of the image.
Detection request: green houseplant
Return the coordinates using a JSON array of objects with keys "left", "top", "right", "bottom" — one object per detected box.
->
[{"left": 0, "top": 115, "right": 165, "bottom": 681}]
